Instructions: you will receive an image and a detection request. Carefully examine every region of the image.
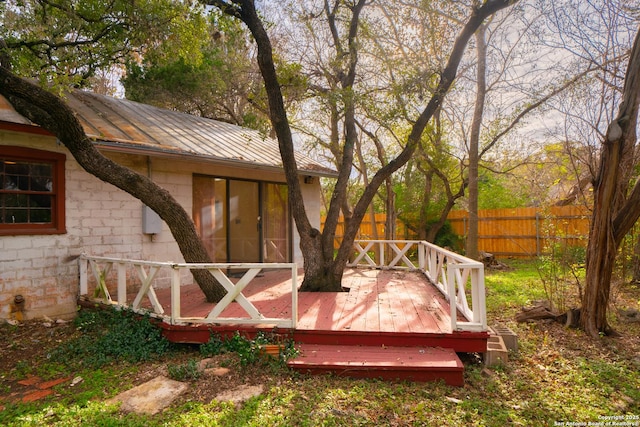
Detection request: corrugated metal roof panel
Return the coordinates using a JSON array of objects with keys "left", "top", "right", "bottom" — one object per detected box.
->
[
  {"left": 0, "top": 96, "right": 31, "bottom": 125},
  {"left": 0, "top": 90, "right": 337, "bottom": 177}
]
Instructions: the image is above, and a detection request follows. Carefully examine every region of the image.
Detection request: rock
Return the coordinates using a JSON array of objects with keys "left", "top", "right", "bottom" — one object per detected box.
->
[
  {"left": 204, "top": 367, "right": 230, "bottom": 377},
  {"left": 70, "top": 376, "right": 84, "bottom": 387},
  {"left": 445, "top": 396, "right": 462, "bottom": 404},
  {"left": 515, "top": 303, "right": 563, "bottom": 323},
  {"left": 478, "top": 251, "right": 510, "bottom": 270},
  {"left": 479, "top": 251, "right": 496, "bottom": 265},
  {"left": 618, "top": 308, "right": 640, "bottom": 323},
  {"left": 214, "top": 384, "right": 264, "bottom": 405},
  {"left": 106, "top": 376, "right": 188, "bottom": 415},
  {"left": 198, "top": 358, "right": 217, "bottom": 372}
]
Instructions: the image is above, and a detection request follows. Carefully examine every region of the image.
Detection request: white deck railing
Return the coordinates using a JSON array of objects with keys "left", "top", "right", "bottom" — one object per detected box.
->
[
  {"left": 79, "top": 240, "right": 486, "bottom": 333},
  {"left": 348, "top": 240, "right": 487, "bottom": 332},
  {"left": 78, "top": 254, "right": 298, "bottom": 328}
]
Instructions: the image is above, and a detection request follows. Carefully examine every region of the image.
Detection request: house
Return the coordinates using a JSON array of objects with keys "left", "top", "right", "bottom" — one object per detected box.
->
[{"left": 0, "top": 90, "right": 337, "bottom": 321}]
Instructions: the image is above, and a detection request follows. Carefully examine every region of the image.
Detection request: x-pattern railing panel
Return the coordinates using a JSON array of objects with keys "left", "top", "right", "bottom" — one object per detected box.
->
[
  {"left": 351, "top": 241, "right": 377, "bottom": 267},
  {"left": 88, "top": 258, "right": 113, "bottom": 302},
  {"left": 131, "top": 264, "right": 164, "bottom": 314},
  {"left": 350, "top": 240, "right": 420, "bottom": 269},
  {"left": 206, "top": 268, "right": 262, "bottom": 320},
  {"left": 350, "top": 240, "right": 486, "bottom": 332},
  {"left": 79, "top": 255, "right": 298, "bottom": 328}
]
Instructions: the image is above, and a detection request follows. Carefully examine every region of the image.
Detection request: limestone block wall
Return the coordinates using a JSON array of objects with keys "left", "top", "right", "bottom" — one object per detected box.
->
[{"left": 1, "top": 131, "right": 80, "bottom": 320}]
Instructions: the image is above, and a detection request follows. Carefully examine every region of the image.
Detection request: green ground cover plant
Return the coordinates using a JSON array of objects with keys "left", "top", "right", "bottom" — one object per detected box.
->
[{"left": 1, "top": 260, "right": 638, "bottom": 426}]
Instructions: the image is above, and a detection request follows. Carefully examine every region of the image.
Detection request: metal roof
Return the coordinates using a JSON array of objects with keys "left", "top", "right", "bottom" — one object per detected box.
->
[{"left": 0, "top": 90, "right": 337, "bottom": 177}]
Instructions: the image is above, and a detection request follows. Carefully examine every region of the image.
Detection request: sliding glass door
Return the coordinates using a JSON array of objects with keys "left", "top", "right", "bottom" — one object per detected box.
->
[
  {"left": 228, "top": 180, "right": 260, "bottom": 263},
  {"left": 263, "top": 183, "right": 289, "bottom": 263},
  {"left": 193, "top": 176, "right": 290, "bottom": 263},
  {"left": 193, "top": 176, "right": 227, "bottom": 262}
]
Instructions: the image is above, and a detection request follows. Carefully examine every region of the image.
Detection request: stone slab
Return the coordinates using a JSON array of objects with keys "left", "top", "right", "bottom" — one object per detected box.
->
[
  {"left": 106, "top": 375, "right": 188, "bottom": 415},
  {"left": 215, "top": 384, "right": 264, "bottom": 405}
]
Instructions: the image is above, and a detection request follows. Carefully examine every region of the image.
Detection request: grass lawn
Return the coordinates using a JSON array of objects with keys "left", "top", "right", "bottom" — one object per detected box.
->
[{"left": 1, "top": 260, "right": 639, "bottom": 426}]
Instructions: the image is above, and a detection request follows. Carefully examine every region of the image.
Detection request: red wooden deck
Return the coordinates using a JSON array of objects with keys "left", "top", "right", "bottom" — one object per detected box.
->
[{"left": 143, "top": 268, "right": 488, "bottom": 386}]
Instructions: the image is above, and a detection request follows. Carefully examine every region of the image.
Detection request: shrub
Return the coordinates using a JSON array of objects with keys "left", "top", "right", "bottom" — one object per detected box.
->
[
  {"left": 200, "top": 331, "right": 299, "bottom": 367},
  {"left": 167, "top": 359, "right": 201, "bottom": 381},
  {"left": 53, "top": 307, "right": 171, "bottom": 368}
]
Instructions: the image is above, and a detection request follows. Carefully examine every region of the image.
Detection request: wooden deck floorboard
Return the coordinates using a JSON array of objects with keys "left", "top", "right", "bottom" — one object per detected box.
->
[{"left": 139, "top": 268, "right": 468, "bottom": 336}]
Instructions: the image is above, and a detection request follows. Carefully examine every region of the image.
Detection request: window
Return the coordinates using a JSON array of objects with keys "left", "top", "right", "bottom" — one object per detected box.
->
[{"left": 0, "top": 146, "right": 66, "bottom": 235}]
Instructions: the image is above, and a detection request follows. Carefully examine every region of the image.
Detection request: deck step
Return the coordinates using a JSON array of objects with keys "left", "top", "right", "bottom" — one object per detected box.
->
[
  {"left": 287, "top": 344, "right": 464, "bottom": 386},
  {"left": 292, "top": 329, "right": 489, "bottom": 353}
]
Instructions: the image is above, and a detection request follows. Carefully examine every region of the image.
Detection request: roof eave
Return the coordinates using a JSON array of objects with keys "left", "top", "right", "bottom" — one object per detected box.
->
[{"left": 94, "top": 140, "right": 339, "bottom": 178}]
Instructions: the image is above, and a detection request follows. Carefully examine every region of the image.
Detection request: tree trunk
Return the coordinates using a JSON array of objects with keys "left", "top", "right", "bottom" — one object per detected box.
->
[
  {"left": 0, "top": 66, "right": 227, "bottom": 302},
  {"left": 633, "top": 231, "right": 640, "bottom": 283},
  {"left": 466, "top": 22, "right": 487, "bottom": 261},
  {"left": 581, "top": 26, "right": 640, "bottom": 337},
  {"left": 418, "top": 167, "right": 434, "bottom": 241},
  {"left": 213, "top": 0, "right": 517, "bottom": 292}
]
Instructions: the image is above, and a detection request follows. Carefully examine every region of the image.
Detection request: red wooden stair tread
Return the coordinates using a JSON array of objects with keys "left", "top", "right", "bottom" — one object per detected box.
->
[
  {"left": 290, "top": 344, "right": 462, "bottom": 369},
  {"left": 288, "top": 344, "right": 464, "bottom": 385}
]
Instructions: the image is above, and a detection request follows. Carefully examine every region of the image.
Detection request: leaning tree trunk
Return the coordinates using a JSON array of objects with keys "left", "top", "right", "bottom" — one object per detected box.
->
[
  {"left": 0, "top": 65, "right": 227, "bottom": 303},
  {"left": 583, "top": 194, "right": 619, "bottom": 336},
  {"left": 581, "top": 25, "right": 640, "bottom": 337}
]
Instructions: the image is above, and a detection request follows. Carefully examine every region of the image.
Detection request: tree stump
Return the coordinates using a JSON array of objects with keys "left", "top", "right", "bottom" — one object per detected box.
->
[
  {"left": 479, "top": 251, "right": 496, "bottom": 267},
  {"left": 565, "top": 308, "right": 581, "bottom": 328}
]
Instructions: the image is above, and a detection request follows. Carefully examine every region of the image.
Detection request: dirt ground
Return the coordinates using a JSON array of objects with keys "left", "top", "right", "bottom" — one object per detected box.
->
[
  {"left": 0, "top": 319, "right": 278, "bottom": 406},
  {"left": 1, "top": 301, "right": 639, "bottom": 408}
]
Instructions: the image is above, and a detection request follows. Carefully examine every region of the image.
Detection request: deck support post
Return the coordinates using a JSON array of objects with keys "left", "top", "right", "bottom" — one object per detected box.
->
[
  {"left": 447, "top": 265, "right": 458, "bottom": 331},
  {"left": 291, "top": 265, "right": 298, "bottom": 328},
  {"left": 79, "top": 255, "right": 88, "bottom": 296},
  {"left": 170, "top": 267, "right": 181, "bottom": 323},
  {"left": 472, "top": 267, "right": 487, "bottom": 329},
  {"left": 117, "top": 262, "right": 127, "bottom": 306}
]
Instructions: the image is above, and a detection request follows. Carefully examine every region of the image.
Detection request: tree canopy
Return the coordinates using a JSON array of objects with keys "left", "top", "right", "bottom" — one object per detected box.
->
[{"left": 0, "top": 0, "right": 207, "bottom": 89}]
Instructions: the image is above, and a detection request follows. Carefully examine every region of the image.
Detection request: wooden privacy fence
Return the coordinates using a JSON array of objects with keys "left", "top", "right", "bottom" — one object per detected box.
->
[
  {"left": 447, "top": 206, "right": 590, "bottom": 258},
  {"left": 322, "top": 205, "right": 591, "bottom": 258},
  {"left": 320, "top": 213, "right": 416, "bottom": 245}
]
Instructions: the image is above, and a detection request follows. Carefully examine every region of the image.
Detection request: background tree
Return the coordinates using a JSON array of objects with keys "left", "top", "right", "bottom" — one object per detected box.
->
[
  {"left": 208, "top": 0, "right": 517, "bottom": 291},
  {"left": 445, "top": 1, "right": 601, "bottom": 259},
  {"left": 535, "top": 0, "right": 639, "bottom": 336},
  {"left": 122, "top": 10, "right": 269, "bottom": 130},
  {"left": 0, "top": 0, "right": 207, "bottom": 89},
  {"left": 354, "top": 1, "right": 468, "bottom": 243}
]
